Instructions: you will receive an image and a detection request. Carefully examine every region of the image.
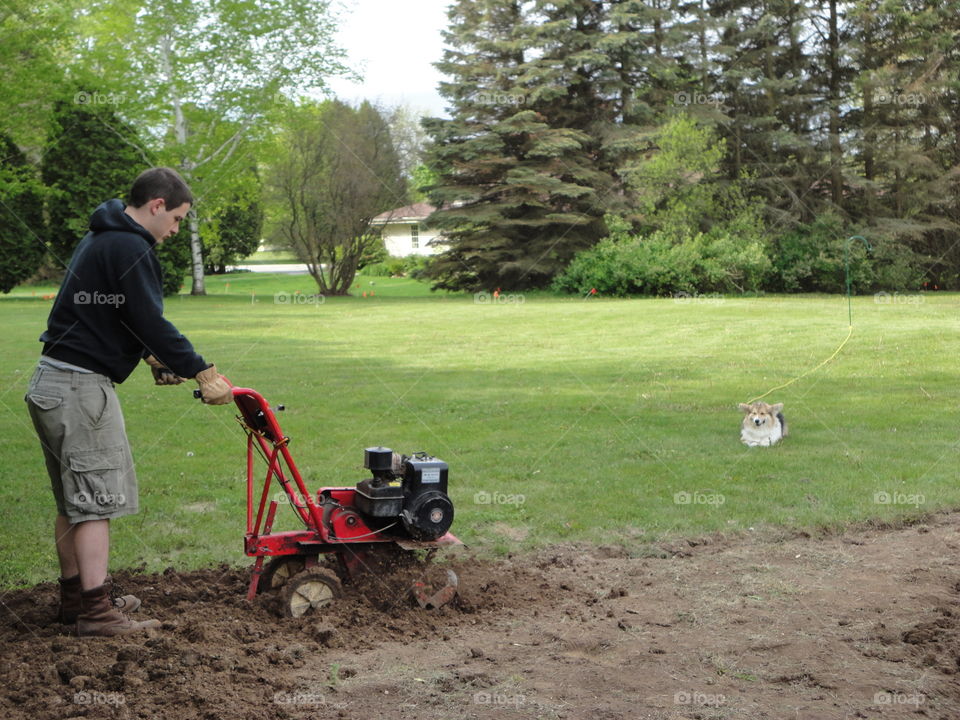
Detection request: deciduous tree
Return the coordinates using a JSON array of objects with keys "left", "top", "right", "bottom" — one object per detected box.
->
[{"left": 266, "top": 100, "right": 406, "bottom": 296}]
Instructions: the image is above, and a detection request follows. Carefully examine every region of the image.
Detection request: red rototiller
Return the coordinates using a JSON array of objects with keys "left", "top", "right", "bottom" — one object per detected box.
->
[{"left": 206, "top": 384, "right": 461, "bottom": 617}]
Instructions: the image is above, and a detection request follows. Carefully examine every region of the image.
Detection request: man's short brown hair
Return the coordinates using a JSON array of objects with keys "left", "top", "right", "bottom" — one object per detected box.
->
[{"left": 128, "top": 167, "right": 193, "bottom": 209}]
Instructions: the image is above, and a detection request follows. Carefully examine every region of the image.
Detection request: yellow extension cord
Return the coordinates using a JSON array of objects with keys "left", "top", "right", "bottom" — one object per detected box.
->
[
  {"left": 747, "top": 236, "right": 868, "bottom": 404},
  {"left": 747, "top": 324, "right": 854, "bottom": 404}
]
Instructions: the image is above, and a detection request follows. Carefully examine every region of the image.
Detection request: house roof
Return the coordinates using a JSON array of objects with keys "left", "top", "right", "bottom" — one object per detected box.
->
[{"left": 370, "top": 202, "right": 436, "bottom": 225}]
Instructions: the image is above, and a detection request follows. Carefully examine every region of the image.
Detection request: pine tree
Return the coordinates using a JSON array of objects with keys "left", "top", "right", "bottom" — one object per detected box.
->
[
  {"left": 424, "top": 0, "right": 960, "bottom": 291},
  {"left": 0, "top": 134, "right": 45, "bottom": 293},
  {"left": 424, "top": 0, "right": 635, "bottom": 291},
  {"left": 603, "top": 0, "right": 690, "bottom": 126},
  {"left": 600, "top": 0, "right": 712, "bottom": 223},
  {"left": 846, "top": 0, "right": 960, "bottom": 286},
  {"left": 41, "top": 95, "right": 150, "bottom": 267},
  {"left": 711, "top": 0, "right": 823, "bottom": 224}
]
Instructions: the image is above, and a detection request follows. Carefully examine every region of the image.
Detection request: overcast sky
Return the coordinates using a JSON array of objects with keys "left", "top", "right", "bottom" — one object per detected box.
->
[{"left": 326, "top": 0, "right": 451, "bottom": 118}]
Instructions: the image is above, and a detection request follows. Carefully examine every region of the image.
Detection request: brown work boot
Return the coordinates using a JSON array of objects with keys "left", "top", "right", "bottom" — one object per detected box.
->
[
  {"left": 57, "top": 575, "right": 82, "bottom": 625},
  {"left": 58, "top": 575, "right": 142, "bottom": 625},
  {"left": 76, "top": 583, "right": 160, "bottom": 637},
  {"left": 104, "top": 575, "right": 142, "bottom": 615}
]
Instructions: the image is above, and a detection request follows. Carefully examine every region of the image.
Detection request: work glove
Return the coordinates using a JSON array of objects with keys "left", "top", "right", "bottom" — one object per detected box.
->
[
  {"left": 195, "top": 364, "right": 233, "bottom": 405},
  {"left": 144, "top": 355, "right": 184, "bottom": 385}
]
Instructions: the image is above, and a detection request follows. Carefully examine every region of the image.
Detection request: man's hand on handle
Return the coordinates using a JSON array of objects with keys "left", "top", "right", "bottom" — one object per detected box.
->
[
  {"left": 195, "top": 364, "right": 232, "bottom": 405},
  {"left": 144, "top": 355, "right": 184, "bottom": 385}
]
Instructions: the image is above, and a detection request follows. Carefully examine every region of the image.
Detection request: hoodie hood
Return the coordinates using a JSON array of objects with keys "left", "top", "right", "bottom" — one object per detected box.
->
[{"left": 89, "top": 198, "right": 156, "bottom": 246}]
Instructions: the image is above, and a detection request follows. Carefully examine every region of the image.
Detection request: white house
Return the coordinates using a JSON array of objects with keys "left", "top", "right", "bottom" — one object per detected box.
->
[{"left": 370, "top": 203, "right": 446, "bottom": 257}]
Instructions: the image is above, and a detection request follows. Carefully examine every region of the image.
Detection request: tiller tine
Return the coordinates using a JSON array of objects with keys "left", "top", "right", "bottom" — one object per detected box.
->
[{"left": 412, "top": 569, "right": 459, "bottom": 609}]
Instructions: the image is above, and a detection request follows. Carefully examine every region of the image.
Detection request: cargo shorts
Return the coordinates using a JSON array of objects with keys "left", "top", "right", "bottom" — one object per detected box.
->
[{"left": 25, "top": 364, "right": 138, "bottom": 523}]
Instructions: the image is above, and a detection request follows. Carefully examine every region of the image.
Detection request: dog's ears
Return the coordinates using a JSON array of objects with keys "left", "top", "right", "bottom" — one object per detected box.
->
[
  {"left": 738, "top": 403, "right": 750, "bottom": 412},
  {"left": 770, "top": 402, "right": 784, "bottom": 413}
]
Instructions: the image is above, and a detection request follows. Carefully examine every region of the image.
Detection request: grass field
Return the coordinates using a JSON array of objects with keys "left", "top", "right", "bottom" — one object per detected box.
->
[{"left": 1, "top": 273, "right": 958, "bottom": 587}]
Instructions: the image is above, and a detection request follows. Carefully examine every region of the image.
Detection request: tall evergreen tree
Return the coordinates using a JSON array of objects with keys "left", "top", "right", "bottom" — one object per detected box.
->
[
  {"left": 425, "top": 0, "right": 646, "bottom": 291},
  {"left": 846, "top": 0, "right": 960, "bottom": 286},
  {"left": 426, "top": 0, "right": 960, "bottom": 291},
  {"left": 0, "top": 134, "right": 45, "bottom": 293},
  {"left": 41, "top": 95, "right": 149, "bottom": 267},
  {"left": 604, "top": 0, "right": 690, "bottom": 126},
  {"left": 711, "top": 0, "right": 822, "bottom": 224}
]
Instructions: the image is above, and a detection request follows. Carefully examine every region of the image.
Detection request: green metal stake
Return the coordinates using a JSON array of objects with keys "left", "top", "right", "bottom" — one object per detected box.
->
[{"left": 844, "top": 235, "right": 872, "bottom": 325}]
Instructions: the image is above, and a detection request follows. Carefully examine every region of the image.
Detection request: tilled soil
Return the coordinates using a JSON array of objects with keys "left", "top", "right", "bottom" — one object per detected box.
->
[{"left": 4, "top": 513, "right": 960, "bottom": 719}]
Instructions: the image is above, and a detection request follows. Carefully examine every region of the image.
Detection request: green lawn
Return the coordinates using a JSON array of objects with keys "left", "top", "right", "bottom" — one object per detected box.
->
[{"left": 2, "top": 273, "right": 958, "bottom": 587}]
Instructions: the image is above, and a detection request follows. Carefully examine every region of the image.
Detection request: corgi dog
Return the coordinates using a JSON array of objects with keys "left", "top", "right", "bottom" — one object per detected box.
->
[{"left": 738, "top": 401, "right": 787, "bottom": 446}]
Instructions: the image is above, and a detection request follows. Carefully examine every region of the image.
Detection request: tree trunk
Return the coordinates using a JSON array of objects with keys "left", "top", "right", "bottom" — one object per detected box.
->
[
  {"left": 161, "top": 33, "right": 206, "bottom": 295},
  {"left": 894, "top": 123, "right": 903, "bottom": 217},
  {"left": 698, "top": 0, "right": 708, "bottom": 90},
  {"left": 188, "top": 208, "right": 205, "bottom": 294},
  {"left": 827, "top": 0, "right": 843, "bottom": 210},
  {"left": 862, "top": 76, "right": 876, "bottom": 215}
]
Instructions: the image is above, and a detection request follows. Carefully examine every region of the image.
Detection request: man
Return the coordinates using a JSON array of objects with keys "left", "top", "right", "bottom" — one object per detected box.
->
[{"left": 25, "top": 167, "right": 232, "bottom": 637}]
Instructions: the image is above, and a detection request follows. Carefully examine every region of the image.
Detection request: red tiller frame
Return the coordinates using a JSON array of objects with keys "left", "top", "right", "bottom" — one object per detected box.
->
[{"left": 230, "top": 386, "right": 460, "bottom": 601}]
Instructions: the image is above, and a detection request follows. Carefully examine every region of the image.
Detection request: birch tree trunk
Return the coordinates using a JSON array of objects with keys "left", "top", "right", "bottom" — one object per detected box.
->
[
  {"left": 188, "top": 207, "right": 205, "bottom": 294},
  {"left": 161, "top": 33, "right": 206, "bottom": 295}
]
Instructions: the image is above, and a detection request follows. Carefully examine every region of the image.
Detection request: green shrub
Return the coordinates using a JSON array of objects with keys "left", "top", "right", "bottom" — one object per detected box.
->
[
  {"left": 553, "top": 227, "right": 770, "bottom": 297},
  {"left": 385, "top": 257, "right": 406, "bottom": 276},
  {"left": 403, "top": 254, "right": 432, "bottom": 278},
  {"left": 769, "top": 213, "right": 851, "bottom": 292},
  {"left": 557, "top": 206, "right": 930, "bottom": 297},
  {"left": 358, "top": 236, "right": 388, "bottom": 270},
  {"left": 359, "top": 261, "right": 389, "bottom": 276},
  {"left": 768, "top": 214, "right": 926, "bottom": 293},
  {"left": 156, "top": 231, "right": 192, "bottom": 296},
  {"left": 361, "top": 255, "right": 435, "bottom": 279},
  {"left": 360, "top": 256, "right": 406, "bottom": 277},
  {"left": 869, "top": 238, "right": 926, "bottom": 291}
]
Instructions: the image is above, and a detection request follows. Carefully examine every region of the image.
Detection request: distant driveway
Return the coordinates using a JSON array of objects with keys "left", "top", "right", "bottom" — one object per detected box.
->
[{"left": 230, "top": 263, "right": 310, "bottom": 274}]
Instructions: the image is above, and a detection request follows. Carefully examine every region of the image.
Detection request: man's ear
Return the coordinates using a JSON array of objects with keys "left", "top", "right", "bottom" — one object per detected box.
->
[{"left": 149, "top": 197, "right": 166, "bottom": 215}]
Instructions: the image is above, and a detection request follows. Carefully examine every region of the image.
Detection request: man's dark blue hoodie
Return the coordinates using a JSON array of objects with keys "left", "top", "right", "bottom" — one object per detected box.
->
[{"left": 40, "top": 199, "right": 209, "bottom": 383}]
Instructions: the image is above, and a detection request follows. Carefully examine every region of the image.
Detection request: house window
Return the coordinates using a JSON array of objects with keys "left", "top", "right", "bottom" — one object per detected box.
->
[{"left": 410, "top": 224, "right": 419, "bottom": 249}]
